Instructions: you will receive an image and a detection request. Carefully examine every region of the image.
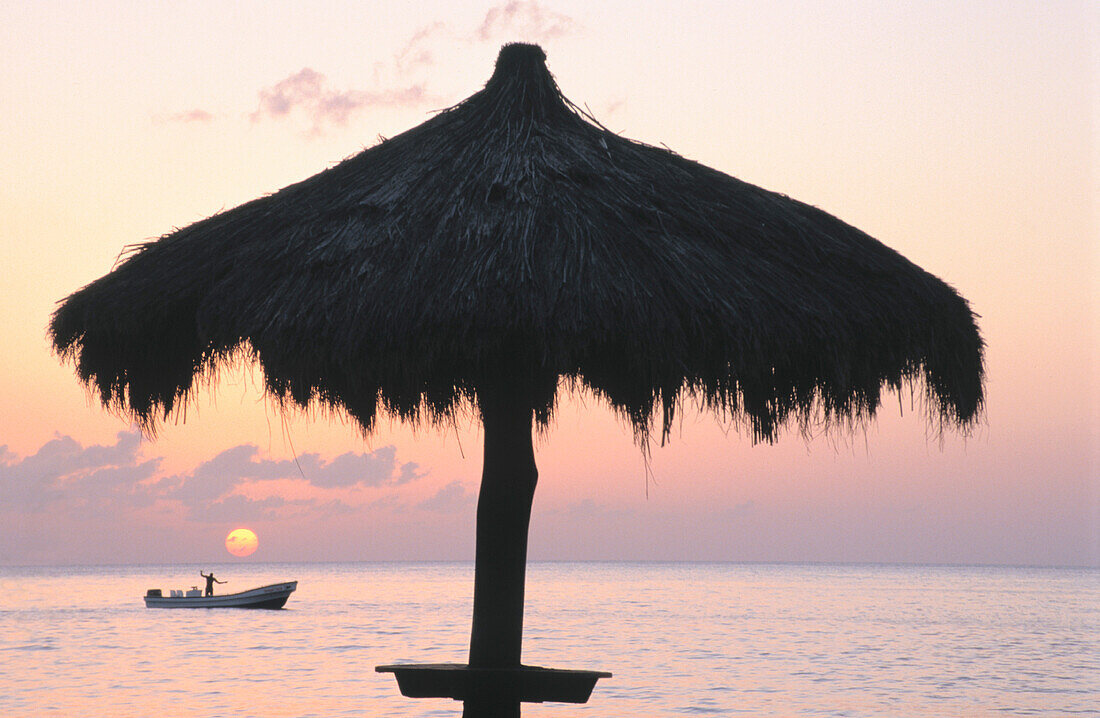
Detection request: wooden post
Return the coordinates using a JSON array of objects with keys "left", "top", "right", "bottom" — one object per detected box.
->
[
  {"left": 463, "top": 390, "right": 538, "bottom": 717},
  {"left": 375, "top": 388, "right": 610, "bottom": 713}
]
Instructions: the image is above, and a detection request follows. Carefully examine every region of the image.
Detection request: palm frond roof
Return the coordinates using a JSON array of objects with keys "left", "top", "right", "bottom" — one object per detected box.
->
[{"left": 51, "top": 43, "right": 984, "bottom": 442}]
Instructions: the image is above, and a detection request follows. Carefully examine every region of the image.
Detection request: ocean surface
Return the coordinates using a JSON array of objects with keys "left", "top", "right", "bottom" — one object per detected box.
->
[{"left": 2, "top": 562, "right": 1096, "bottom": 717}]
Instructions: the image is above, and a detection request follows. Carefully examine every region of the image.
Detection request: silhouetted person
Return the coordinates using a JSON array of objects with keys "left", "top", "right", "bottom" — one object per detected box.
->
[{"left": 200, "top": 571, "right": 225, "bottom": 596}]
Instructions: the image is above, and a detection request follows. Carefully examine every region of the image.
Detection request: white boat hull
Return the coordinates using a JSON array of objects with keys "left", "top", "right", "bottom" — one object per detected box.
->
[{"left": 144, "top": 581, "right": 297, "bottom": 609}]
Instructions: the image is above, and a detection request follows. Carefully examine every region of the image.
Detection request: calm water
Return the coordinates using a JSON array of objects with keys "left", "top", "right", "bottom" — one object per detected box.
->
[{"left": 1, "top": 562, "right": 1096, "bottom": 717}]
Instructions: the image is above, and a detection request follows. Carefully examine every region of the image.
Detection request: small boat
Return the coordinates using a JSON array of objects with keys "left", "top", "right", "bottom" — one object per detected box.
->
[{"left": 144, "top": 581, "right": 297, "bottom": 609}]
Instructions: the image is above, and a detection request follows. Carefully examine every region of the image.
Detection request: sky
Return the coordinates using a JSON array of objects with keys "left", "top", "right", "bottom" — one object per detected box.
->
[{"left": 1, "top": 0, "right": 1096, "bottom": 567}]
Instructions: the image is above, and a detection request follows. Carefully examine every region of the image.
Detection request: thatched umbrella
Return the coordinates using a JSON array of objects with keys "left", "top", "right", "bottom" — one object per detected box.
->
[{"left": 51, "top": 43, "right": 983, "bottom": 716}]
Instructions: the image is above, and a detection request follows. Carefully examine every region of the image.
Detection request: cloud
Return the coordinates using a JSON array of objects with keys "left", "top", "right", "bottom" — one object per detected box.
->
[
  {"left": 395, "top": 22, "right": 448, "bottom": 74},
  {"left": 0, "top": 430, "right": 159, "bottom": 510},
  {"left": 395, "top": 461, "right": 426, "bottom": 484},
  {"left": 294, "top": 446, "right": 426, "bottom": 488},
  {"left": 178, "top": 443, "right": 423, "bottom": 491},
  {"left": 194, "top": 493, "right": 316, "bottom": 523},
  {"left": 368, "top": 492, "right": 407, "bottom": 513},
  {"left": 150, "top": 12, "right": 578, "bottom": 137},
  {"left": 477, "top": 1, "right": 575, "bottom": 42},
  {"left": 1, "top": 431, "right": 141, "bottom": 481},
  {"left": 252, "top": 68, "right": 325, "bottom": 120},
  {"left": 158, "top": 441, "right": 427, "bottom": 521},
  {"left": 416, "top": 481, "right": 476, "bottom": 513},
  {"left": 250, "top": 68, "right": 434, "bottom": 134},
  {"left": 170, "top": 109, "right": 215, "bottom": 123},
  {"left": 151, "top": 109, "right": 216, "bottom": 126},
  {"left": 1, "top": 431, "right": 426, "bottom": 523}
]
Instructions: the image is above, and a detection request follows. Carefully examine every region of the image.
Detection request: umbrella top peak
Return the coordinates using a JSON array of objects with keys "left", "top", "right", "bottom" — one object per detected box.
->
[
  {"left": 492, "top": 42, "right": 548, "bottom": 75},
  {"left": 472, "top": 42, "right": 573, "bottom": 124}
]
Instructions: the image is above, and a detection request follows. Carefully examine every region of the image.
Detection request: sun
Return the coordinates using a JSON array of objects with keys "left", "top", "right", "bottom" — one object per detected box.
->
[{"left": 225, "top": 528, "right": 259, "bottom": 557}]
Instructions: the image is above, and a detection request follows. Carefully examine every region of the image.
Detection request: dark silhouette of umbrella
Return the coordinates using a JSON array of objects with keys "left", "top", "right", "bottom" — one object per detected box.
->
[{"left": 51, "top": 44, "right": 983, "bottom": 716}]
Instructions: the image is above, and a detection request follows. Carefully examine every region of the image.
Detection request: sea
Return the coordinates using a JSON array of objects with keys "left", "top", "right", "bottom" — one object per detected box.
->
[{"left": 2, "top": 562, "right": 1096, "bottom": 717}]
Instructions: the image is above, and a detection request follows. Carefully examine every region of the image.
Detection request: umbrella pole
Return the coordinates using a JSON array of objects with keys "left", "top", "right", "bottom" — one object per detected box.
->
[
  {"left": 375, "top": 391, "right": 608, "bottom": 714},
  {"left": 463, "top": 391, "right": 538, "bottom": 717}
]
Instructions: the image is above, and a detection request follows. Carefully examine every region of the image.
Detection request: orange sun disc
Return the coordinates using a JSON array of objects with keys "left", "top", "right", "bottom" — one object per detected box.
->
[{"left": 225, "top": 528, "right": 259, "bottom": 557}]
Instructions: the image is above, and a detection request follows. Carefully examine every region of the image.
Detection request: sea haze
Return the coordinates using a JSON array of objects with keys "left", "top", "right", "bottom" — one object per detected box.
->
[{"left": 2, "top": 562, "right": 1096, "bottom": 717}]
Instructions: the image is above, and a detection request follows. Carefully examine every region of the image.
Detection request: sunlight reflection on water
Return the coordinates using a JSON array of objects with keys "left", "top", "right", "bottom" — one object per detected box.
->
[{"left": 1, "top": 562, "right": 1096, "bottom": 717}]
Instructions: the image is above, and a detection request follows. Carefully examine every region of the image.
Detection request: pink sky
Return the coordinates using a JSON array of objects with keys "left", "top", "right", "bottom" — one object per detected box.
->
[{"left": 1, "top": 1, "right": 1096, "bottom": 566}]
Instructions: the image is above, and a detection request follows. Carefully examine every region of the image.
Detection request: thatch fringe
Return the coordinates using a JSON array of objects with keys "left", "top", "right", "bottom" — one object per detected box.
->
[{"left": 50, "top": 43, "right": 984, "bottom": 445}]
